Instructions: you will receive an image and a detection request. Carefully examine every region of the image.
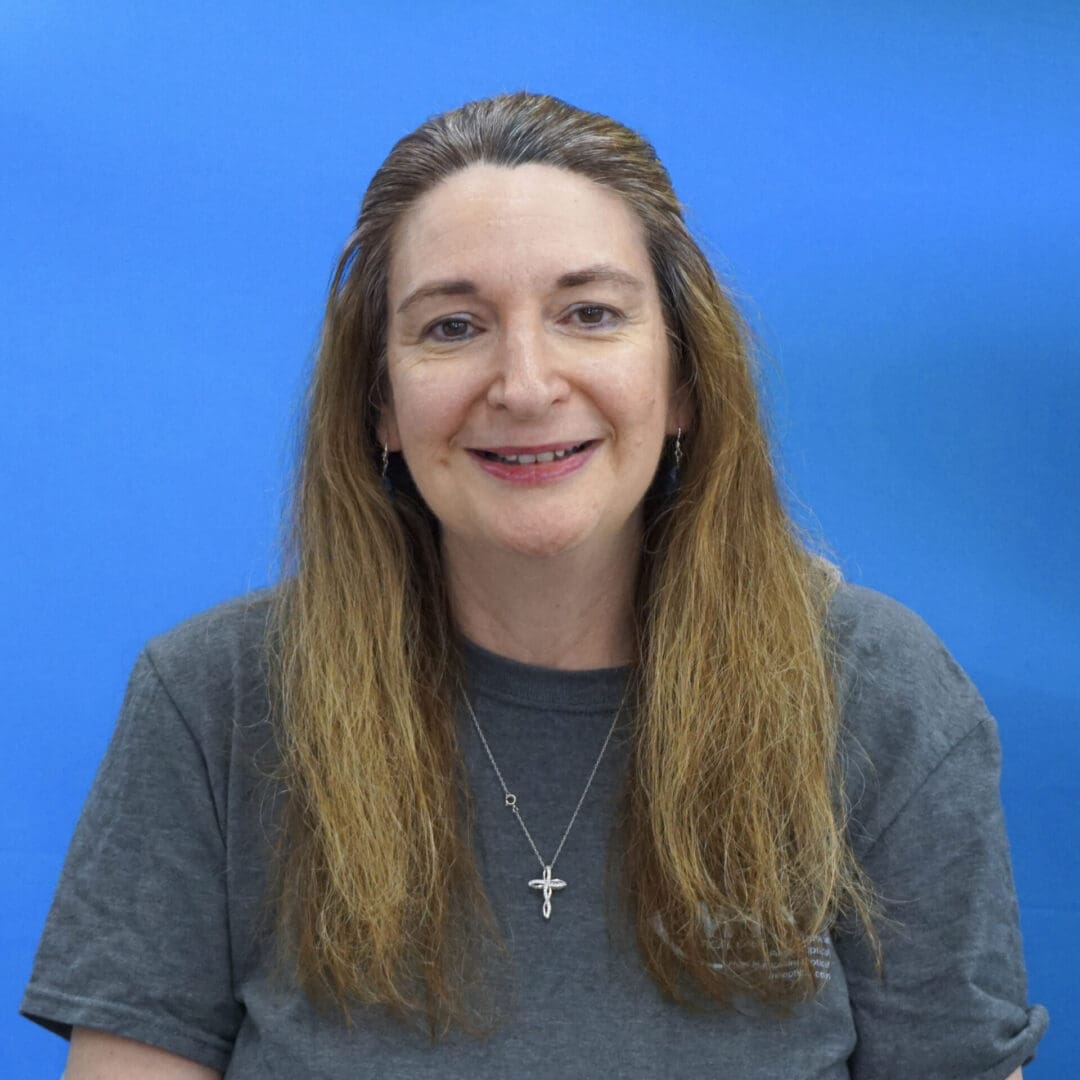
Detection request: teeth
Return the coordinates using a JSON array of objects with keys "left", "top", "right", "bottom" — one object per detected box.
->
[{"left": 485, "top": 441, "right": 590, "bottom": 465}]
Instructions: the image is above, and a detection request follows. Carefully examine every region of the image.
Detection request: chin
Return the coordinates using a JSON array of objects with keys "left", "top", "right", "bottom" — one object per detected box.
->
[{"left": 490, "top": 520, "right": 596, "bottom": 561}]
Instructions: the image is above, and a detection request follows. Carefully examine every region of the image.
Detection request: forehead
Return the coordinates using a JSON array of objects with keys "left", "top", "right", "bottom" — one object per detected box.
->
[{"left": 388, "top": 163, "right": 653, "bottom": 298}]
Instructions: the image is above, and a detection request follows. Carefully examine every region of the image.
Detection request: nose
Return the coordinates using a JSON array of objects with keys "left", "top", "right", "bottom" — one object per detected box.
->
[{"left": 485, "top": 318, "right": 570, "bottom": 417}]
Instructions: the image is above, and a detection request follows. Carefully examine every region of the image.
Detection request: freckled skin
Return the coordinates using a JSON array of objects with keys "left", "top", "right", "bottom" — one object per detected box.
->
[{"left": 381, "top": 163, "right": 687, "bottom": 565}]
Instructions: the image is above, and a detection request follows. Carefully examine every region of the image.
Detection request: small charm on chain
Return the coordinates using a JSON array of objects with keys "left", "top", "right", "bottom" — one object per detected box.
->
[
  {"left": 461, "top": 684, "right": 629, "bottom": 926},
  {"left": 528, "top": 864, "right": 567, "bottom": 920}
]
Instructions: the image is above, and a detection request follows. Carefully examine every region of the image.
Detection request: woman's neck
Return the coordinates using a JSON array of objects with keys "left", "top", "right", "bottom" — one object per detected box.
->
[{"left": 443, "top": 532, "right": 640, "bottom": 671}]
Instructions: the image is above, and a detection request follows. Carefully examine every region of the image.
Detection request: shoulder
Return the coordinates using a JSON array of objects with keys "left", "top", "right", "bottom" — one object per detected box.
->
[
  {"left": 827, "top": 579, "right": 962, "bottom": 674},
  {"left": 144, "top": 588, "right": 275, "bottom": 672},
  {"left": 137, "top": 588, "right": 278, "bottom": 743},
  {"left": 825, "top": 581, "right": 991, "bottom": 748},
  {"left": 825, "top": 582, "right": 997, "bottom": 855}
]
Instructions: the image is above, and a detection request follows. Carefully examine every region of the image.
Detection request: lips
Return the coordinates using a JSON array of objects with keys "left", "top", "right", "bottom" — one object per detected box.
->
[{"left": 467, "top": 439, "right": 599, "bottom": 484}]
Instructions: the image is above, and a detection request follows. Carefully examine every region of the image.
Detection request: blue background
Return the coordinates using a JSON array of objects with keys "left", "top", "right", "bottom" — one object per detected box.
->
[{"left": 4, "top": 2, "right": 1077, "bottom": 1075}]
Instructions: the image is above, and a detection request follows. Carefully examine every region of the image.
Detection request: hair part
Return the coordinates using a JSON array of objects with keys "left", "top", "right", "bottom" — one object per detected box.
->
[{"left": 268, "top": 90, "right": 882, "bottom": 1039}]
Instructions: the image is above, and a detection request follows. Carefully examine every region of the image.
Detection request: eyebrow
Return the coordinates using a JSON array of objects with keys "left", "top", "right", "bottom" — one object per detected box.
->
[{"left": 394, "top": 262, "right": 647, "bottom": 316}]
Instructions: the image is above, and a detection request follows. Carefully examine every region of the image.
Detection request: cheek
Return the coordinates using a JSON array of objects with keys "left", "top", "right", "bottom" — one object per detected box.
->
[
  {"left": 601, "top": 334, "right": 672, "bottom": 412},
  {"left": 390, "top": 370, "right": 475, "bottom": 454},
  {"left": 605, "top": 367, "right": 669, "bottom": 436}
]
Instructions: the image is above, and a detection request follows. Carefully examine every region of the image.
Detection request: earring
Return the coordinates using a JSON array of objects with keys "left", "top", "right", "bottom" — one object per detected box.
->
[
  {"left": 381, "top": 444, "right": 394, "bottom": 498},
  {"left": 662, "top": 428, "right": 683, "bottom": 499}
]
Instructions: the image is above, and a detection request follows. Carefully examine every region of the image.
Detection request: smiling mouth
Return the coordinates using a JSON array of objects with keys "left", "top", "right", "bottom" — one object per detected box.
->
[{"left": 471, "top": 440, "right": 596, "bottom": 465}]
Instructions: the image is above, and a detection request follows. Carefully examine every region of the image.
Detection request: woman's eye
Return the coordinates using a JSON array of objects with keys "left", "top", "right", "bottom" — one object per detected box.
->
[
  {"left": 427, "top": 317, "right": 473, "bottom": 342},
  {"left": 569, "top": 304, "right": 619, "bottom": 328}
]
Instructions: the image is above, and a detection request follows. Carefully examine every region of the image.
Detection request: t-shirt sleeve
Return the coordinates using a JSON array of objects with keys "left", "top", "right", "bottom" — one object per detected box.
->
[
  {"left": 831, "top": 589, "right": 1049, "bottom": 1079},
  {"left": 20, "top": 648, "right": 242, "bottom": 1073}
]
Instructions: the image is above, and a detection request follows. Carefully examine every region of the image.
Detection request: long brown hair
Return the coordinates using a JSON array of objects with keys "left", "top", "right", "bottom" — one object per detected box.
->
[{"left": 269, "top": 91, "right": 882, "bottom": 1039}]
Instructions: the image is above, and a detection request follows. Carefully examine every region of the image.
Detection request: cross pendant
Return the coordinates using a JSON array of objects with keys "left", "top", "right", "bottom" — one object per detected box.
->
[{"left": 528, "top": 864, "right": 567, "bottom": 920}]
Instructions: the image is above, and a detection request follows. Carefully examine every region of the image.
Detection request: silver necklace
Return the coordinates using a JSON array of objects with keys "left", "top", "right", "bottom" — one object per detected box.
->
[{"left": 461, "top": 684, "right": 630, "bottom": 921}]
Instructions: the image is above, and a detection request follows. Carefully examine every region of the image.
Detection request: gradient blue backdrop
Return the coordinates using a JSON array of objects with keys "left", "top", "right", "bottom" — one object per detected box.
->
[{"left": 4, "top": 2, "right": 1077, "bottom": 1076}]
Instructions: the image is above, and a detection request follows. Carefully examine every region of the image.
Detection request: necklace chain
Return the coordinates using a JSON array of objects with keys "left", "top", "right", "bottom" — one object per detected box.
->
[{"left": 461, "top": 682, "right": 630, "bottom": 919}]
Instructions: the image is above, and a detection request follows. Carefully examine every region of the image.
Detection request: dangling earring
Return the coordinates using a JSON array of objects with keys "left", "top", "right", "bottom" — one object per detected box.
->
[
  {"left": 381, "top": 444, "right": 394, "bottom": 498},
  {"left": 663, "top": 427, "right": 683, "bottom": 499}
]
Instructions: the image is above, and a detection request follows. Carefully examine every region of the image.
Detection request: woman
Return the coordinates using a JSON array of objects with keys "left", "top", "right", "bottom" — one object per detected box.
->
[{"left": 23, "top": 92, "right": 1046, "bottom": 1078}]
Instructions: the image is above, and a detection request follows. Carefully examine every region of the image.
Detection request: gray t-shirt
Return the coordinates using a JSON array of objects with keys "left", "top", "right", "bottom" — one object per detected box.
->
[{"left": 21, "top": 583, "right": 1048, "bottom": 1078}]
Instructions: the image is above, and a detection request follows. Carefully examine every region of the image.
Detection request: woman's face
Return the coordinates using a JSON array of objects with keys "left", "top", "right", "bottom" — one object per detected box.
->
[{"left": 381, "top": 162, "right": 686, "bottom": 564}]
